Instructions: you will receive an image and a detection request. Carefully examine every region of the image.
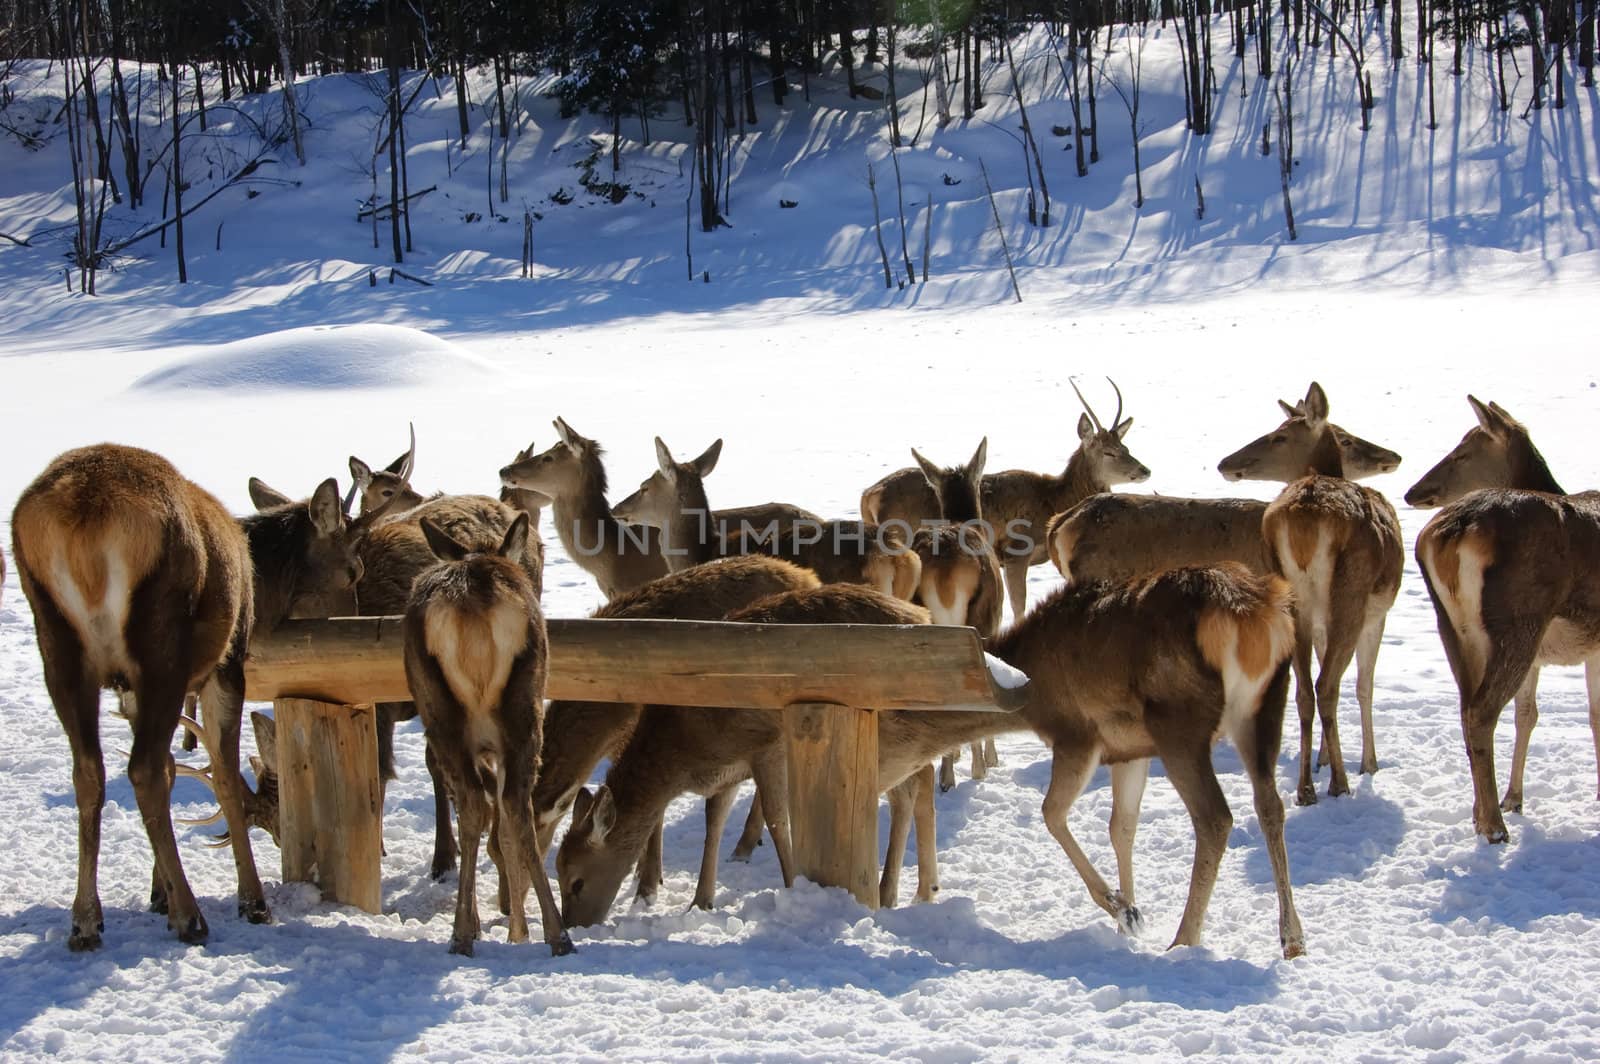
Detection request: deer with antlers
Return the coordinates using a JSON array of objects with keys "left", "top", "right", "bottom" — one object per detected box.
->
[
  {"left": 1409, "top": 396, "right": 1600, "bottom": 841},
  {"left": 10, "top": 444, "right": 360, "bottom": 949},
  {"left": 861, "top": 379, "right": 1150, "bottom": 619}
]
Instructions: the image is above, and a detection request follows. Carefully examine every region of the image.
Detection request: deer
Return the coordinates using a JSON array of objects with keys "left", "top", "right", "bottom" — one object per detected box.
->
[
  {"left": 889, "top": 439, "right": 1007, "bottom": 788},
  {"left": 1408, "top": 396, "right": 1600, "bottom": 842},
  {"left": 860, "top": 378, "right": 1151, "bottom": 619},
  {"left": 402, "top": 511, "right": 573, "bottom": 957},
  {"left": 534, "top": 555, "right": 820, "bottom": 905},
  {"left": 614, "top": 437, "right": 922, "bottom": 601},
  {"left": 237, "top": 490, "right": 544, "bottom": 883},
  {"left": 989, "top": 563, "right": 1305, "bottom": 958},
  {"left": 1224, "top": 383, "right": 1404, "bottom": 806},
  {"left": 10, "top": 444, "right": 360, "bottom": 950},
  {"left": 1047, "top": 388, "right": 1403, "bottom": 587},
  {"left": 558, "top": 583, "right": 963, "bottom": 926}
]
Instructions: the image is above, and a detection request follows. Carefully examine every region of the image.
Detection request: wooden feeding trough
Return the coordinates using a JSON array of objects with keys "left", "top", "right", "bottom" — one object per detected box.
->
[{"left": 242, "top": 617, "right": 1028, "bottom": 914}]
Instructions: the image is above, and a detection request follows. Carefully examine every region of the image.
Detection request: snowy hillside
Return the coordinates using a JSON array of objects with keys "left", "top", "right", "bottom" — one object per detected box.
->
[{"left": 2, "top": 16, "right": 1600, "bottom": 1062}]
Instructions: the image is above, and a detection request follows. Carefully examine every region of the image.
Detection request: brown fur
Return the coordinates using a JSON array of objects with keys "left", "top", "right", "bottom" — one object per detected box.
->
[
  {"left": 1251, "top": 386, "right": 1404, "bottom": 806},
  {"left": 556, "top": 585, "right": 931, "bottom": 927},
  {"left": 1411, "top": 397, "right": 1600, "bottom": 841},
  {"left": 989, "top": 564, "right": 1305, "bottom": 958},
  {"left": 11, "top": 444, "right": 359, "bottom": 950},
  {"left": 402, "top": 514, "right": 572, "bottom": 956}
]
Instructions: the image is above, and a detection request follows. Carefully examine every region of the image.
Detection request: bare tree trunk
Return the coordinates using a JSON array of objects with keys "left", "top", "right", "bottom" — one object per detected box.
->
[
  {"left": 867, "top": 163, "right": 894, "bottom": 289},
  {"left": 979, "top": 159, "right": 1022, "bottom": 303},
  {"left": 171, "top": 29, "right": 188, "bottom": 282},
  {"left": 271, "top": 0, "right": 306, "bottom": 163},
  {"left": 930, "top": 7, "right": 951, "bottom": 126},
  {"left": 386, "top": 0, "right": 404, "bottom": 263}
]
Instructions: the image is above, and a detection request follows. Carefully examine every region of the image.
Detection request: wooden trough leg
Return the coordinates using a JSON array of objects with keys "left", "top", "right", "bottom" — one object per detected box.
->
[
  {"left": 783, "top": 701, "right": 879, "bottom": 910},
  {"left": 275, "top": 698, "right": 383, "bottom": 914}
]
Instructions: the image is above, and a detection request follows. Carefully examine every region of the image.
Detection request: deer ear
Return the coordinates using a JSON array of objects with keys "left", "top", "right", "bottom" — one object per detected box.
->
[
  {"left": 1466, "top": 395, "right": 1496, "bottom": 432},
  {"left": 349, "top": 456, "right": 373, "bottom": 487},
  {"left": 420, "top": 517, "right": 471, "bottom": 561},
  {"left": 969, "top": 437, "right": 988, "bottom": 477},
  {"left": 498, "top": 512, "right": 531, "bottom": 564},
  {"left": 912, "top": 447, "right": 941, "bottom": 486},
  {"left": 588, "top": 785, "right": 616, "bottom": 844},
  {"left": 1302, "top": 382, "right": 1330, "bottom": 425},
  {"left": 1115, "top": 417, "right": 1134, "bottom": 439},
  {"left": 250, "top": 711, "right": 278, "bottom": 778},
  {"left": 692, "top": 438, "right": 723, "bottom": 478},
  {"left": 1076, "top": 412, "right": 1094, "bottom": 440},
  {"left": 654, "top": 437, "right": 676, "bottom": 479},
  {"left": 1277, "top": 399, "right": 1299, "bottom": 419},
  {"left": 309, "top": 478, "right": 344, "bottom": 536},
  {"left": 248, "top": 477, "right": 292, "bottom": 511},
  {"left": 554, "top": 417, "right": 581, "bottom": 451}
]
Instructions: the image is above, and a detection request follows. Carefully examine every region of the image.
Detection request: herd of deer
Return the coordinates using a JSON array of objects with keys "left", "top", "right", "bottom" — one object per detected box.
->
[{"left": 5, "top": 378, "right": 1598, "bottom": 965}]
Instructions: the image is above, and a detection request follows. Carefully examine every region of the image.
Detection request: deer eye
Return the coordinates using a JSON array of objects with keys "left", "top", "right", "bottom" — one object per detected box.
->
[
  {"left": 570, "top": 878, "right": 584, "bottom": 896},
  {"left": 382, "top": 489, "right": 394, "bottom": 498}
]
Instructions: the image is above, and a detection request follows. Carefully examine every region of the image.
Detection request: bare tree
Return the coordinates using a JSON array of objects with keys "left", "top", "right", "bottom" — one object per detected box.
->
[
  {"left": 1103, "top": 21, "right": 1149, "bottom": 209},
  {"left": 245, "top": 0, "right": 307, "bottom": 164}
]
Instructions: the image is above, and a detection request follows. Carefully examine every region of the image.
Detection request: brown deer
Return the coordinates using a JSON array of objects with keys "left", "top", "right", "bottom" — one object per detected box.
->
[
  {"left": 1048, "top": 389, "right": 1402, "bottom": 586},
  {"left": 1232, "top": 383, "right": 1404, "bottom": 805},
  {"left": 616, "top": 437, "right": 921, "bottom": 600},
  {"left": 1409, "top": 396, "right": 1600, "bottom": 841},
  {"left": 534, "top": 556, "right": 820, "bottom": 902},
  {"left": 990, "top": 564, "right": 1305, "bottom": 957},
  {"left": 347, "top": 423, "right": 420, "bottom": 522},
  {"left": 860, "top": 379, "right": 1151, "bottom": 619},
  {"left": 557, "top": 584, "right": 938, "bottom": 926},
  {"left": 402, "top": 512, "right": 573, "bottom": 956},
  {"left": 10, "top": 444, "right": 360, "bottom": 950}
]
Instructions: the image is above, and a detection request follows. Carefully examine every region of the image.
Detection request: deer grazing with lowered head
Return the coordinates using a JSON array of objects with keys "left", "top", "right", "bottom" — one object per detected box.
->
[
  {"left": 990, "top": 563, "right": 1305, "bottom": 957},
  {"left": 402, "top": 512, "right": 572, "bottom": 956},
  {"left": 615, "top": 437, "right": 921, "bottom": 601},
  {"left": 535, "top": 555, "right": 820, "bottom": 906},
  {"left": 860, "top": 378, "right": 1150, "bottom": 619},
  {"left": 10, "top": 444, "right": 361, "bottom": 949},
  {"left": 559, "top": 583, "right": 975, "bottom": 925},
  {"left": 1047, "top": 387, "right": 1402, "bottom": 586},
  {"left": 1221, "top": 383, "right": 1404, "bottom": 805},
  {"left": 1408, "top": 396, "right": 1600, "bottom": 842}
]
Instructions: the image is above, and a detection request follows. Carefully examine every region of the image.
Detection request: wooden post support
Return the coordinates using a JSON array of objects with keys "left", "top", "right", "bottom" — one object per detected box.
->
[
  {"left": 274, "top": 697, "right": 383, "bottom": 914},
  {"left": 784, "top": 701, "right": 880, "bottom": 909}
]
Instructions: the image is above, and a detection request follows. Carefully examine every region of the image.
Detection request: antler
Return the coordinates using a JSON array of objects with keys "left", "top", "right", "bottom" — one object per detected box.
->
[
  {"left": 1106, "top": 377, "right": 1125, "bottom": 430},
  {"left": 173, "top": 715, "right": 235, "bottom": 847},
  {"left": 1069, "top": 377, "right": 1105, "bottom": 434},
  {"left": 398, "top": 421, "right": 416, "bottom": 481}
]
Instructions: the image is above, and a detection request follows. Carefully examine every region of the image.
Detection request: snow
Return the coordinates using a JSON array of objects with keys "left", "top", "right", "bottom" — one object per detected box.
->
[
  {"left": 984, "top": 652, "right": 1029, "bottom": 691},
  {"left": 3, "top": 20, "right": 1600, "bottom": 1063}
]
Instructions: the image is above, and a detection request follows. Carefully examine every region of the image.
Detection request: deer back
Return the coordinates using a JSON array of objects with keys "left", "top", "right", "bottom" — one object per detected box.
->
[
  {"left": 1048, "top": 495, "right": 1274, "bottom": 586},
  {"left": 359, "top": 494, "right": 543, "bottom": 615}
]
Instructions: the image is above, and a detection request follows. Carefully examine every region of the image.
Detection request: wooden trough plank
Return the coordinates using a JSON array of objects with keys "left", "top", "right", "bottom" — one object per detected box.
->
[{"left": 245, "top": 618, "right": 1024, "bottom": 712}]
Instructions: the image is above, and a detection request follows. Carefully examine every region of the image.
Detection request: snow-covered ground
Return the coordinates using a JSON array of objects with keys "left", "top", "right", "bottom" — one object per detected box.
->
[{"left": 3, "top": 21, "right": 1600, "bottom": 1062}]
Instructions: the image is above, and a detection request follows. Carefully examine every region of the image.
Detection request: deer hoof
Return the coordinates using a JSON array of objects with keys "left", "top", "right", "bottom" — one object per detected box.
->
[
  {"left": 149, "top": 887, "right": 169, "bottom": 915},
  {"left": 729, "top": 837, "right": 762, "bottom": 862},
  {"left": 239, "top": 897, "right": 271, "bottom": 925},
  {"left": 176, "top": 913, "right": 209, "bottom": 945},
  {"left": 67, "top": 924, "right": 103, "bottom": 952},
  {"left": 550, "top": 931, "right": 576, "bottom": 957},
  {"left": 1328, "top": 778, "right": 1350, "bottom": 799},
  {"left": 1282, "top": 935, "right": 1307, "bottom": 960},
  {"left": 430, "top": 854, "right": 457, "bottom": 881},
  {"left": 1296, "top": 785, "right": 1318, "bottom": 807},
  {"left": 1499, "top": 792, "right": 1523, "bottom": 814},
  {"left": 1113, "top": 900, "right": 1143, "bottom": 935},
  {"left": 1480, "top": 824, "right": 1510, "bottom": 845},
  {"left": 1360, "top": 757, "right": 1378, "bottom": 775},
  {"left": 448, "top": 936, "right": 475, "bottom": 957}
]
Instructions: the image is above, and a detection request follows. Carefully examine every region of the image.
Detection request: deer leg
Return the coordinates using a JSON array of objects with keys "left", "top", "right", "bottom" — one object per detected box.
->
[
  {"left": 1354, "top": 605, "right": 1387, "bottom": 776},
  {"left": 180, "top": 693, "right": 200, "bottom": 751},
  {"left": 983, "top": 737, "right": 1000, "bottom": 769},
  {"left": 1290, "top": 613, "right": 1319, "bottom": 806},
  {"left": 1313, "top": 617, "right": 1362, "bottom": 800},
  {"left": 879, "top": 776, "right": 913, "bottom": 909},
  {"left": 486, "top": 809, "right": 510, "bottom": 915},
  {"left": 1464, "top": 621, "right": 1546, "bottom": 843},
  {"left": 450, "top": 788, "right": 486, "bottom": 955},
  {"left": 1108, "top": 758, "right": 1149, "bottom": 920},
  {"left": 516, "top": 798, "right": 574, "bottom": 956},
  {"left": 200, "top": 662, "right": 269, "bottom": 924},
  {"left": 495, "top": 795, "right": 531, "bottom": 945},
  {"left": 635, "top": 819, "right": 664, "bottom": 905},
  {"left": 38, "top": 612, "right": 106, "bottom": 951},
  {"left": 1151, "top": 722, "right": 1233, "bottom": 952},
  {"left": 1040, "top": 744, "right": 1135, "bottom": 929},
  {"left": 730, "top": 790, "right": 765, "bottom": 862},
  {"left": 1501, "top": 670, "right": 1541, "bottom": 814},
  {"left": 1003, "top": 558, "right": 1029, "bottom": 621},
  {"left": 1231, "top": 664, "right": 1305, "bottom": 959},
  {"left": 690, "top": 786, "right": 739, "bottom": 910},
  {"left": 422, "top": 738, "right": 458, "bottom": 880},
  {"left": 968, "top": 741, "right": 987, "bottom": 781},
  {"left": 938, "top": 750, "right": 958, "bottom": 792},
  {"left": 910, "top": 763, "right": 940, "bottom": 903},
  {"left": 750, "top": 752, "right": 795, "bottom": 888},
  {"left": 1588, "top": 661, "right": 1600, "bottom": 803},
  {"left": 129, "top": 669, "right": 207, "bottom": 945}
]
